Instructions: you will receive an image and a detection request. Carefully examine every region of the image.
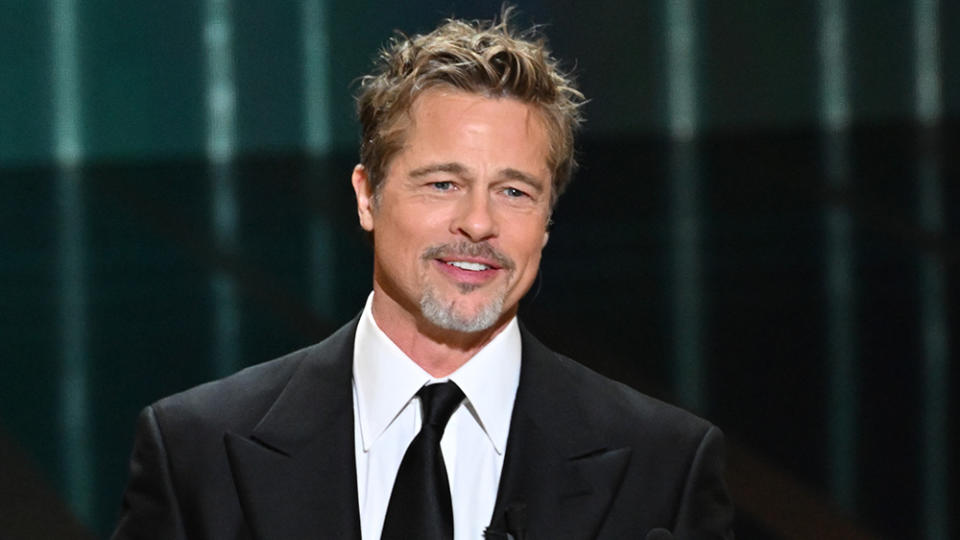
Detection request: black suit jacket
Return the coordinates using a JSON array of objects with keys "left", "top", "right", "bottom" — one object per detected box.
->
[{"left": 113, "top": 319, "right": 734, "bottom": 539}]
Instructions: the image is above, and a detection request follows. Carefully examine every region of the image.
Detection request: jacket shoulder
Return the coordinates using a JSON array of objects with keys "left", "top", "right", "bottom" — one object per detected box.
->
[
  {"left": 152, "top": 344, "right": 308, "bottom": 433},
  {"left": 151, "top": 318, "right": 356, "bottom": 436},
  {"left": 520, "top": 328, "right": 714, "bottom": 446},
  {"left": 559, "top": 352, "right": 712, "bottom": 437},
  {"left": 515, "top": 329, "right": 734, "bottom": 537}
]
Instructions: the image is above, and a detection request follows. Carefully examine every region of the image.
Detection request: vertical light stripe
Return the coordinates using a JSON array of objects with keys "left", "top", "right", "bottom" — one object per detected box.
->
[
  {"left": 823, "top": 130, "right": 857, "bottom": 511},
  {"left": 52, "top": 0, "right": 81, "bottom": 166},
  {"left": 301, "top": 0, "right": 337, "bottom": 319},
  {"left": 665, "top": 0, "right": 703, "bottom": 411},
  {"left": 204, "top": 0, "right": 236, "bottom": 163},
  {"left": 819, "top": 0, "right": 850, "bottom": 130},
  {"left": 917, "top": 153, "right": 948, "bottom": 540},
  {"left": 204, "top": 0, "right": 240, "bottom": 377},
  {"left": 818, "top": 0, "right": 857, "bottom": 511},
  {"left": 669, "top": 141, "right": 703, "bottom": 412},
  {"left": 914, "top": 0, "right": 942, "bottom": 125},
  {"left": 55, "top": 169, "right": 93, "bottom": 525},
  {"left": 665, "top": 0, "right": 698, "bottom": 140},
  {"left": 914, "top": 2, "right": 948, "bottom": 538},
  {"left": 302, "top": 0, "right": 332, "bottom": 155},
  {"left": 51, "top": 0, "right": 93, "bottom": 525},
  {"left": 308, "top": 219, "right": 337, "bottom": 319},
  {"left": 211, "top": 165, "right": 240, "bottom": 378}
]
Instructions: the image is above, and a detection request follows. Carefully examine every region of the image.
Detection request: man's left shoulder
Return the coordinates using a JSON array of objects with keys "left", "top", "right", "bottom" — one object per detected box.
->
[
  {"left": 520, "top": 329, "right": 715, "bottom": 445},
  {"left": 560, "top": 352, "right": 712, "bottom": 434}
]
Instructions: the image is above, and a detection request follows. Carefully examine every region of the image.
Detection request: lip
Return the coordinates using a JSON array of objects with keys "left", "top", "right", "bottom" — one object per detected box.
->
[
  {"left": 436, "top": 256, "right": 503, "bottom": 270},
  {"left": 432, "top": 258, "right": 501, "bottom": 285}
]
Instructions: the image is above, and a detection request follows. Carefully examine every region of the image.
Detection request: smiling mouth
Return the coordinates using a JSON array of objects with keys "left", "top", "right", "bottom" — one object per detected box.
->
[
  {"left": 422, "top": 242, "right": 515, "bottom": 272},
  {"left": 445, "top": 260, "right": 493, "bottom": 272}
]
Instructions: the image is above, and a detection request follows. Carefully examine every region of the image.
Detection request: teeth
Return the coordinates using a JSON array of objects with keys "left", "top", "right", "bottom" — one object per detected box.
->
[{"left": 447, "top": 261, "right": 490, "bottom": 271}]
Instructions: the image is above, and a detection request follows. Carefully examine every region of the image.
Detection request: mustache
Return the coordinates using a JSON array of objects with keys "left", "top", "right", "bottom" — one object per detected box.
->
[{"left": 421, "top": 242, "right": 515, "bottom": 270}]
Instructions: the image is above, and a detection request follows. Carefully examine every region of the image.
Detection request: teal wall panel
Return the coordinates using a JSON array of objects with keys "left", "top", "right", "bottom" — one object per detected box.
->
[
  {"left": 848, "top": 0, "right": 916, "bottom": 122},
  {"left": 943, "top": 0, "right": 960, "bottom": 118},
  {"left": 0, "top": 172, "right": 60, "bottom": 474},
  {"left": 702, "top": 1, "right": 820, "bottom": 130},
  {"left": 0, "top": 2, "right": 52, "bottom": 164},
  {"left": 235, "top": 2, "right": 306, "bottom": 154},
  {"left": 81, "top": 1, "right": 205, "bottom": 161},
  {"left": 325, "top": 1, "right": 416, "bottom": 152},
  {"left": 3, "top": 1, "right": 956, "bottom": 165},
  {"left": 548, "top": 2, "right": 669, "bottom": 136}
]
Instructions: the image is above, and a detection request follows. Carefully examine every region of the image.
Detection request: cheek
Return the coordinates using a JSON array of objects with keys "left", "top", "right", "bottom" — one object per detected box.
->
[
  {"left": 525, "top": 251, "right": 543, "bottom": 275},
  {"left": 390, "top": 200, "right": 449, "bottom": 233},
  {"left": 515, "top": 231, "right": 546, "bottom": 273},
  {"left": 374, "top": 212, "right": 434, "bottom": 267}
]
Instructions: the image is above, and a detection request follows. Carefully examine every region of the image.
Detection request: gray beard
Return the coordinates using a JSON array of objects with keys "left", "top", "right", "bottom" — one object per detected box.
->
[{"left": 419, "top": 284, "right": 505, "bottom": 333}]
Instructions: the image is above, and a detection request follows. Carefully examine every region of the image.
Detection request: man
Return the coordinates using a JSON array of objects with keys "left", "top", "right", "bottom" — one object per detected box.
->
[{"left": 113, "top": 11, "right": 734, "bottom": 540}]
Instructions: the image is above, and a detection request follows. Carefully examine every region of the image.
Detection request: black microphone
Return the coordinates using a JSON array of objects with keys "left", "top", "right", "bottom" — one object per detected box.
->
[
  {"left": 645, "top": 527, "right": 674, "bottom": 540},
  {"left": 483, "top": 501, "right": 527, "bottom": 540}
]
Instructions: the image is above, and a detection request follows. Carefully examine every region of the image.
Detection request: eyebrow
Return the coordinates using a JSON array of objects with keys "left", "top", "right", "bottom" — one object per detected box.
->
[
  {"left": 500, "top": 168, "right": 545, "bottom": 192},
  {"left": 408, "top": 162, "right": 468, "bottom": 178},
  {"left": 408, "top": 162, "right": 545, "bottom": 192}
]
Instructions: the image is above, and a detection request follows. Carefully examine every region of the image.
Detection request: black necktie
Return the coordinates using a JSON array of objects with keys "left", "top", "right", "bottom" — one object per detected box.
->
[{"left": 381, "top": 381, "right": 465, "bottom": 540}]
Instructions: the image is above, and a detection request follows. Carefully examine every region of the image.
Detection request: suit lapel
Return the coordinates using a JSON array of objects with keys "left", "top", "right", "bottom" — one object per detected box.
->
[
  {"left": 218, "top": 318, "right": 629, "bottom": 539},
  {"left": 224, "top": 320, "right": 361, "bottom": 540},
  {"left": 489, "top": 328, "right": 632, "bottom": 539}
]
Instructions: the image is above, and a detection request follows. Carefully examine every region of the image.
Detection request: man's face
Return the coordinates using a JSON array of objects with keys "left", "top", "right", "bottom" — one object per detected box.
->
[{"left": 352, "top": 89, "right": 552, "bottom": 334}]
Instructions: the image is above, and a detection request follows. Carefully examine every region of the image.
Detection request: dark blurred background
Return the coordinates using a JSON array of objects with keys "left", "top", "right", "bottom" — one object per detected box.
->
[{"left": 1, "top": 1, "right": 957, "bottom": 538}]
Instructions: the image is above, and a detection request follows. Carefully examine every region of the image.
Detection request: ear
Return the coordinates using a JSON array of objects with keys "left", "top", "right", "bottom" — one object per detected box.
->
[
  {"left": 351, "top": 164, "right": 375, "bottom": 231},
  {"left": 542, "top": 214, "right": 551, "bottom": 248}
]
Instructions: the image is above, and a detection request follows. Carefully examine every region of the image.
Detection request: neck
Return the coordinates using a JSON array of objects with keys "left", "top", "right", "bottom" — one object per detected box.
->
[{"left": 369, "top": 288, "right": 513, "bottom": 377}]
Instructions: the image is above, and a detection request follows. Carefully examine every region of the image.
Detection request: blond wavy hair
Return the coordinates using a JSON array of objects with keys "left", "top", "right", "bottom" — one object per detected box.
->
[{"left": 355, "top": 8, "right": 585, "bottom": 206}]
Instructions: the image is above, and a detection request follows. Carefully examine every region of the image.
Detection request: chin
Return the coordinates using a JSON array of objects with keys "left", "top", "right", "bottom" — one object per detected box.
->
[{"left": 419, "top": 289, "right": 506, "bottom": 333}]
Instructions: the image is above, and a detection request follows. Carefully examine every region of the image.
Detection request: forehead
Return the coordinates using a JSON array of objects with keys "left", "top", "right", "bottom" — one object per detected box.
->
[
  {"left": 396, "top": 89, "right": 552, "bottom": 173},
  {"left": 407, "top": 88, "right": 544, "bottom": 126}
]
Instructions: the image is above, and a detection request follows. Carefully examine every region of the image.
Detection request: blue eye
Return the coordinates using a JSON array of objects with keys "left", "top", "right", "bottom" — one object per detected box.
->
[
  {"left": 432, "top": 181, "right": 453, "bottom": 190},
  {"left": 504, "top": 187, "right": 528, "bottom": 198}
]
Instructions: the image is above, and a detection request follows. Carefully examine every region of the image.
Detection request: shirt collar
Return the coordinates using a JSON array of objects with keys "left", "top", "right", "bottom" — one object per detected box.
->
[{"left": 352, "top": 292, "right": 521, "bottom": 454}]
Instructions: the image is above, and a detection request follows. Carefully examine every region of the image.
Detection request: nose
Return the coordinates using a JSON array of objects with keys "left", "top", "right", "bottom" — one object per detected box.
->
[{"left": 451, "top": 190, "right": 498, "bottom": 241}]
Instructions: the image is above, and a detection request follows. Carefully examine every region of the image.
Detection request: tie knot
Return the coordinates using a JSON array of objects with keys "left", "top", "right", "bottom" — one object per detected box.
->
[{"left": 417, "top": 381, "right": 465, "bottom": 430}]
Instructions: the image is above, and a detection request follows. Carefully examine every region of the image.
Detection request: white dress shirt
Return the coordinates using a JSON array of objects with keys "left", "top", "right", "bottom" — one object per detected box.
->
[{"left": 352, "top": 293, "right": 521, "bottom": 540}]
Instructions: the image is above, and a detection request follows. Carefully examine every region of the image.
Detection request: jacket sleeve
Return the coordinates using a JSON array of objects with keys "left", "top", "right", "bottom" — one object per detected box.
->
[
  {"left": 111, "top": 405, "right": 187, "bottom": 540},
  {"left": 672, "top": 425, "right": 735, "bottom": 540}
]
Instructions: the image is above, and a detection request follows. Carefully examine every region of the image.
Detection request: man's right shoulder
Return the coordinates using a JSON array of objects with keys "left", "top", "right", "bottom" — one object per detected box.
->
[
  {"left": 151, "top": 344, "right": 307, "bottom": 430},
  {"left": 148, "top": 318, "right": 357, "bottom": 437}
]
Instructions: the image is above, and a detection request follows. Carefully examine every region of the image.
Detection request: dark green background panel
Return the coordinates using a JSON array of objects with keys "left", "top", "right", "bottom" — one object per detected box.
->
[
  {"left": 81, "top": 1, "right": 205, "bottom": 162},
  {"left": 0, "top": 2, "right": 52, "bottom": 164}
]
